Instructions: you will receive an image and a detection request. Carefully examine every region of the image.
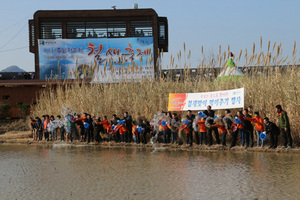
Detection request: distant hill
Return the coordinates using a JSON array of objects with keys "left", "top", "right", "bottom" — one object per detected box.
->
[{"left": 1, "top": 65, "right": 26, "bottom": 72}]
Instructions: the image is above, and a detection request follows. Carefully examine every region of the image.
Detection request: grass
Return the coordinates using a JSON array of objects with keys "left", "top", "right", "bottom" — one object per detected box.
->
[{"left": 30, "top": 39, "right": 300, "bottom": 145}]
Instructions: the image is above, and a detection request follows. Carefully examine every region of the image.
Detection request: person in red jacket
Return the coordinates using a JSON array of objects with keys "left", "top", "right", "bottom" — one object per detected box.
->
[
  {"left": 177, "top": 121, "right": 190, "bottom": 146},
  {"left": 114, "top": 121, "right": 128, "bottom": 143},
  {"left": 75, "top": 114, "right": 87, "bottom": 142},
  {"left": 196, "top": 117, "right": 207, "bottom": 145},
  {"left": 247, "top": 112, "right": 265, "bottom": 147},
  {"left": 43, "top": 115, "right": 50, "bottom": 141},
  {"left": 211, "top": 120, "right": 228, "bottom": 146},
  {"left": 229, "top": 119, "right": 239, "bottom": 148},
  {"left": 132, "top": 121, "right": 139, "bottom": 143},
  {"left": 161, "top": 121, "right": 169, "bottom": 144}
]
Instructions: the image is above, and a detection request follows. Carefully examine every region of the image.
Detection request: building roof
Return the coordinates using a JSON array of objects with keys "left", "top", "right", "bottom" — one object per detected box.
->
[{"left": 0, "top": 79, "right": 89, "bottom": 86}]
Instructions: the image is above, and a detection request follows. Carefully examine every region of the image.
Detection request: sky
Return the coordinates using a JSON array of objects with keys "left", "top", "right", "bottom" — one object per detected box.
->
[{"left": 0, "top": 0, "right": 299, "bottom": 71}]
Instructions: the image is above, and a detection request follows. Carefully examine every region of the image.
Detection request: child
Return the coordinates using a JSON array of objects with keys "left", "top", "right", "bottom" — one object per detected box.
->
[
  {"left": 197, "top": 117, "right": 207, "bottom": 145},
  {"left": 132, "top": 121, "right": 139, "bottom": 143},
  {"left": 247, "top": 112, "right": 265, "bottom": 147},
  {"left": 263, "top": 117, "right": 280, "bottom": 149},
  {"left": 211, "top": 120, "right": 227, "bottom": 146}
]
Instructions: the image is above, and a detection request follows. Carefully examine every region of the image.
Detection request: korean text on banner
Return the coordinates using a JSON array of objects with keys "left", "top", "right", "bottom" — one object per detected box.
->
[
  {"left": 168, "top": 88, "right": 244, "bottom": 111},
  {"left": 38, "top": 37, "right": 154, "bottom": 82}
]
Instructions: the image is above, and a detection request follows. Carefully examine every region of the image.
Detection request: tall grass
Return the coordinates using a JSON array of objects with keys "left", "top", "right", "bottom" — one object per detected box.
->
[{"left": 31, "top": 39, "right": 300, "bottom": 145}]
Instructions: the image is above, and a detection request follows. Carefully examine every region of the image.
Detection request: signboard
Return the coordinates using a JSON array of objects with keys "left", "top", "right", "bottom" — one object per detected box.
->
[
  {"left": 168, "top": 88, "right": 244, "bottom": 111},
  {"left": 38, "top": 37, "right": 154, "bottom": 82}
]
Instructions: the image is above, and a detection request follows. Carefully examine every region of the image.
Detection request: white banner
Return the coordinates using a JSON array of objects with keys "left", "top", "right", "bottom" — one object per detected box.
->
[{"left": 168, "top": 88, "right": 244, "bottom": 111}]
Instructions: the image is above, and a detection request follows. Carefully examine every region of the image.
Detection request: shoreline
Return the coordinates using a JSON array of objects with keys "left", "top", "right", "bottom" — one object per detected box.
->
[{"left": 1, "top": 131, "right": 299, "bottom": 154}]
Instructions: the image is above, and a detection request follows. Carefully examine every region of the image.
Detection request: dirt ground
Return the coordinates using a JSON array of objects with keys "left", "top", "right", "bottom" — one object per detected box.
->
[{"left": 0, "top": 131, "right": 299, "bottom": 154}]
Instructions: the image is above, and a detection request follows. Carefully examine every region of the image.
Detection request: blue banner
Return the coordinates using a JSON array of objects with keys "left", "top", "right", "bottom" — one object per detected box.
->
[{"left": 38, "top": 37, "right": 154, "bottom": 82}]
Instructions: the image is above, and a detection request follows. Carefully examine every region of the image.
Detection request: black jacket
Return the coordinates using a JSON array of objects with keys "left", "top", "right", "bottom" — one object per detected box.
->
[
  {"left": 265, "top": 121, "right": 280, "bottom": 135},
  {"left": 243, "top": 114, "right": 253, "bottom": 131},
  {"left": 186, "top": 114, "right": 195, "bottom": 129},
  {"left": 123, "top": 115, "right": 133, "bottom": 129},
  {"left": 111, "top": 117, "right": 120, "bottom": 125},
  {"left": 141, "top": 121, "right": 151, "bottom": 133},
  {"left": 35, "top": 119, "right": 43, "bottom": 131},
  {"left": 84, "top": 118, "right": 93, "bottom": 127},
  {"left": 203, "top": 110, "right": 215, "bottom": 118},
  {"left": 204, "top": 110, "right": 215, "bottom": 125}
]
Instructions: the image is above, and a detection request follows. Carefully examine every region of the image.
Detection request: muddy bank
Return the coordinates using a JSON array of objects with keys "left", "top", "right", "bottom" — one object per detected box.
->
[{"left": 0, "top": 131, "right": 299, "bottom": 154}]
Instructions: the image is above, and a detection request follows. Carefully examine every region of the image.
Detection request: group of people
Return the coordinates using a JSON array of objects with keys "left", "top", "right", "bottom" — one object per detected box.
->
[
  {"left": 30, "top": 104, "right": 293, "bottom": 149},
  {"left": 30, "top": 112, "right": 150, "bottom": 144}
]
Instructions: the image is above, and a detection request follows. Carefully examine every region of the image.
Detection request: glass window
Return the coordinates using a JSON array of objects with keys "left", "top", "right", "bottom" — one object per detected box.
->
[
  {"left": 40, "top": 22, "right": 62, "bottom": 39},
  {"left": 107, "top": 21, "right": 126, "bottom": 38},
  {"left": 66, "top": 22, "right": 85, "bottom": 38},
  {"left": 130, "top": 21, "right": 153, "bottom": 37},
  {"left": 158, "top": 22, "right": 166, "bottom": 44},
  {"left": 86, "top": 22, "right": 107, "bottom": 38}
]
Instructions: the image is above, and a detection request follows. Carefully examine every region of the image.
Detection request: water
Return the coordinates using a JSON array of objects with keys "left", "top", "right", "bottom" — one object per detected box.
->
[{"left": 0, "top": 144, "right": 299, "bottom": 200}]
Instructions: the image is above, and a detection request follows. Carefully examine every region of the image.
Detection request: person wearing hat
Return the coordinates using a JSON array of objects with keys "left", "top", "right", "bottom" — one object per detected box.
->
[{"left": 276, "top": 105, "right": 292, "bottom": 149}]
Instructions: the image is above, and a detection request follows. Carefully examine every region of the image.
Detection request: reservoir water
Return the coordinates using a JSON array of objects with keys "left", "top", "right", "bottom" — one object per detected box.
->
[{"left": 0, "top": 144, "right": 299, "bottom": 200}]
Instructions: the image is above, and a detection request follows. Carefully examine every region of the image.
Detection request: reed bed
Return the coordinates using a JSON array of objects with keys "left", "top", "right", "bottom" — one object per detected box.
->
[{"left": 31, "top": 40, "right": 300, "bottom": 145}]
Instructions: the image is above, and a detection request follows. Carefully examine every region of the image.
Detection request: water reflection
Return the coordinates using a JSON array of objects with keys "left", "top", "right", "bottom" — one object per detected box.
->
[{"left": 0, "top": 145, "right": 299, "bottom": 200}]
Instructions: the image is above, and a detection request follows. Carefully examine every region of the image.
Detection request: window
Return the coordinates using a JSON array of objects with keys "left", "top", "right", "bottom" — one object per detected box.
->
[
  {"left": 40, "top": 22, "right": 62, "bottom": 39},
  {"left": 130, "top": 21, "right": 153, "bottom": 37},
  {"left": 158, "top": 22, "right": 166, "bottom": 44},
  {"left": 66, "top": 22, "right": 85, "bottom": 38},
  {"left": 107, "top": 21, "right": 126, "bottom": 37},
  {"left": 2, "top": 95, "right": 10, "bottom": 100},
  {"left": 86, "top": 22, "right": 107, "bottom": 38},
  {"left": 66, "top": 21, "right": 126, "bottom": 38}
]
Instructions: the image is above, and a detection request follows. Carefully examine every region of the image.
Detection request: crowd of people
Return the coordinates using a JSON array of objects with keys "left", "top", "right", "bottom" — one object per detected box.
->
[{"left": 30, "top": 104, "right": 293, "bottom": 149}]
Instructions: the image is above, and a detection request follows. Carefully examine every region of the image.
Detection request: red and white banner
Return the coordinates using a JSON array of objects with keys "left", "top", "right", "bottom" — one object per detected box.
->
[{"left": 168, "top": 88, "right": 244, "bottom": 111}]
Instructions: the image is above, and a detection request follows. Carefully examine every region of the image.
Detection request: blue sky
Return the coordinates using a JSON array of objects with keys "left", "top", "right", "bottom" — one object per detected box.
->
[{"left": 0, "top": 0, "right": 299, "bottom": 71}]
